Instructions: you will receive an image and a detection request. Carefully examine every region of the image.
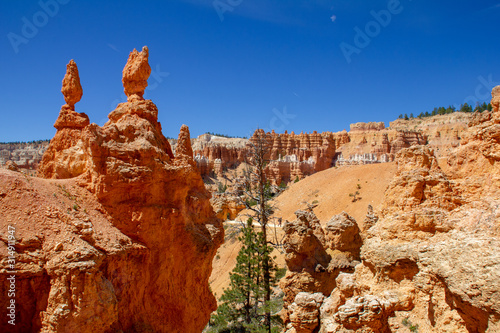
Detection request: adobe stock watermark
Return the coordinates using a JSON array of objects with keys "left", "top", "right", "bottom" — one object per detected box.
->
[
  {"left": 213, "top": 0, "right": 242, "bottom": 22},
  {"left": 5, "top": 225, "right": 17, "bottom": 326},
  {"left": 262, "top": 106, "right": 296, "bottom": 133},
  {"left": 101, "top": 64, "right": 170, "bottom": 125},
  {"left": 7, "top": 0, "right": 71, "bottom": 54},
  {"left": 340, "top": 0, "right": 412, "bottom": 64},
  {"left": 463, "top": 74, "right": 500, "bottom": 107},
  {"left": 242, "top": 106, "right": 297, "bottom": 139}
]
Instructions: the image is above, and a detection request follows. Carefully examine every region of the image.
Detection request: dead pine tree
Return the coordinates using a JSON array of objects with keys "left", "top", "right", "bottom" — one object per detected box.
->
[{"left": 241, "top": 129, "right": 278, "bottom": 333}]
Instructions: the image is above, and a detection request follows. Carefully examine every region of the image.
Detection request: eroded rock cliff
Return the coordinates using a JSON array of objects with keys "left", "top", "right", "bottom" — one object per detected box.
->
[
  {"left": 280, "top": 210, "right": 363, "bottom": 332},
  {"left": 162, "top": 113, "right": 471, "bottom": 188},
  {"left": 252, "top": 129, "right": 337, "bottom": 184},
  {"left": 0, "top": 47, "right": 223, "bottom": 333},
  {"left": 280, "top": 87, "right": 500, "bottom": 333}
]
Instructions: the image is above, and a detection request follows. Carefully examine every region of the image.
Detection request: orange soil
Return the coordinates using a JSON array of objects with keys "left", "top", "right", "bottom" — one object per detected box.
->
[{"left": 210, "top": 162, "right": 397, "bottom": 298}]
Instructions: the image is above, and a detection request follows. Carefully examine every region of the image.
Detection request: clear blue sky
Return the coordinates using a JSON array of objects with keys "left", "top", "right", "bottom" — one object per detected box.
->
[{"left": 1, "top": 0, "right": 499, "bottom": 142}]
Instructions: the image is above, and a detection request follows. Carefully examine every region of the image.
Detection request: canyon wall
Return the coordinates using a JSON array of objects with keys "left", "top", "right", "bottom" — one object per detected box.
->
[
  {"left": 279, "top": 86, "right": 500, "bottom": 333},
  {"left": 176, "top": 114, "right": 470, "bottom": 185},
  {"left": 4, "top": 112, "right": 471, "bottom": 186},
  {"left": 0, "top": 47, "right": 223, "bottom": 333},
  {"left": 192, "top": 133, "right": 248, "bottom": 177},
  {"left": 253, "top": 129, "right": 337, "bottom": 184},
  {"left": 0, "top": 142, "right": 48, "bottom": 170}
]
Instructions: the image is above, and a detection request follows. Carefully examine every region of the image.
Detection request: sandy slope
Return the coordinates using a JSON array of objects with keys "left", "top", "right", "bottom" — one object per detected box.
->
[
  {"left": 210, "top": 162, "right": 397, "bottom": 298},
  {"left": 270, "top": 162, "right": 397, "bottom": 226}
]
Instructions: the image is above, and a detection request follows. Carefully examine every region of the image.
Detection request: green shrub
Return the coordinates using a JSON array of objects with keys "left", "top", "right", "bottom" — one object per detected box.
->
[
  {"left": 275, "top": 267, "right": 287, "bottom": 280},
  {"left": 246, "top": 199, "right": 257, "bottom": 207},
  {"left": 217, "top": 182, "right": 228, "bottom": 193}
]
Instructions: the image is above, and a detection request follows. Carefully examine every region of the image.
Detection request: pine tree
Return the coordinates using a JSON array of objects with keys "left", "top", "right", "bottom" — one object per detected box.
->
[
  {"left": 243, "top": 130, "right": 276, "bottom": 332},
  {"left": 479, "top": 102, "right": 488, "bottom": 112},
  {"left": 460, "top": 103, "right": 472, "bottom": 113},
  {"left": 208, "top": 219, "right": 281, "bottom": 332},
  {"left": 446, "top": 105, "right": 456, "bottom": 114},
  {"left": 209, "top": 219, "right": 263, "bottom": 332},
  {"left": 207, "top": 130, "right": 283, "bottom": 333}
]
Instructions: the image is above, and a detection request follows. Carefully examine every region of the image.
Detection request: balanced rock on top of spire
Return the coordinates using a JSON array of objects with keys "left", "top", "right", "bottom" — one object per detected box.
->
[
  {"left": 61, "top": 59, "right": 83, "bottom": 110},
  {"left": 122, "top": 46, "right": 151, "bottom": 101},
  {"left": 54, "top": 59, "right": 89, "bottom": 130},
  {"left": 39, "top": 59, "right": 90, "bottom": 178}
]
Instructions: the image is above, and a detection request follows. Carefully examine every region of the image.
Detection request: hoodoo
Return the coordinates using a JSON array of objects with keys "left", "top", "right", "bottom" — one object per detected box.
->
[
  {"left": 0, "top": 47, "right": 223, "bottom": 333},
  {"left": 38, "top": 59, "right": 90, "bottom": 179}
]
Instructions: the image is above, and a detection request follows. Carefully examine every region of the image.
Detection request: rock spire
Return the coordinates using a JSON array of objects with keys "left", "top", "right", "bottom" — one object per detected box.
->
[
  {"left": 122, "top": 46, "right": 151, "bottom": 101},
  {"left": 61, "top": 59, "right": 83, "bottom": 110}
]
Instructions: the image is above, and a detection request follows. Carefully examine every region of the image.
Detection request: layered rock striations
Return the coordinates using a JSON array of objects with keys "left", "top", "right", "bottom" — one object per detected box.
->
[
  {"left": 192, "top": 133, "right": 248, "bottom": 177},
  {"left": 335, "top": 126, "right": 428, "bottom": 166},
  {"left": 71, "top": 114, "right": 470, "bottom": 188},
  {"left": 188, "top": 115, "right": 467, "bottom": 181},
  {"left": 279, "top": 87, "right": 500, "bottom": 333},
  {"left": 1, "top": 47, "right": 223, "bottom": 333},
  {"left": 390, "top": 113, "right": 471, "bottom": 156},
  {"left": 252, "top": 129, "right": 337, "bottom": 184},
  {"left": 189, "top": 129, "right": 338, "bottom": 184},
  {"left": 0, "top": 141, "right": 49, "bottom": 170}
]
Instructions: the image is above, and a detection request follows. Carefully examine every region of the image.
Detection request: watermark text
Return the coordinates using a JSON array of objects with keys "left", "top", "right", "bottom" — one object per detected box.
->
[{"left": 6, "top": 225, "right": 16, "bottom": 326}]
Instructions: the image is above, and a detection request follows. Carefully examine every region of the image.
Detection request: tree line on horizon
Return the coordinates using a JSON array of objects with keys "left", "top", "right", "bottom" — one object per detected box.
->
[
  {"left": 205, "top": 132, "right": 248, "bottom": 139},
  {"left": 0, "top": 139, "right": 50, "bottom": 145},
  {"left": 398, "top": 101, "right": 493, "bottom": 121}
]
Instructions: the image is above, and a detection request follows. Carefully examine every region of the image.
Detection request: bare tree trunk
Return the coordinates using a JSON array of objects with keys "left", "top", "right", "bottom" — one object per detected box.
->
[
  {"left": 241, "top": 130, "right": 275, "bottom": 332},
  {"left": 255, "top": 133, "right": 272, "bottom": 333}
]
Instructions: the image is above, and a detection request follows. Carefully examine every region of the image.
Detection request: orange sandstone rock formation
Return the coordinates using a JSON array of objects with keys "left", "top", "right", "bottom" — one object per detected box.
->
[
  {"left": 122, "top": 46, "right": 151, "bottom": 101},
  {"left": 176, "top": 124, "right": 194, "bottom": 159},
  {"left": 192, "top": 133, "right": 248, "bottom": 177},
  {"left": 211, "top": 193, "right": 246, "bottom": 220},
  {"left": 38, "top": 60, "right": 90, "bottom": 179},
  {"left": 1, "top": 47, "right": 223, "bottom": 333},
  {"left": 280, "top": 210, "right": 363, "bottom": 332},
  {"left": 349, "top": 122, "right": 385, "bottom": 132},
  {"left": 187, "top": 114, "right": 467, "bottom": 186},
  {"left": 250, "top": 129, "right": 337, "bottom": 184},
  {"left": 279, "top": 87, "right": 500, "bottom": 333},
  {"left": 492, "top": 85, "right": 500, "bottom": 112},
  {"left": 61, "top": 59, "right": 83, "bottom": 110}
]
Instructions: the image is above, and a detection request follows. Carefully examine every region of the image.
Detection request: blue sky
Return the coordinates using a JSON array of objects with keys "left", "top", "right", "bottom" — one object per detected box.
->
[{"left": 1, "top": 0, "right": 499, "bottom": 142}]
